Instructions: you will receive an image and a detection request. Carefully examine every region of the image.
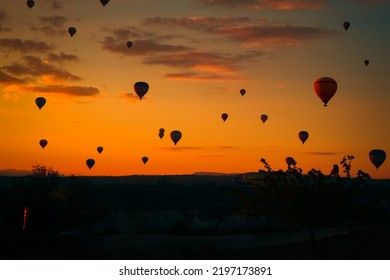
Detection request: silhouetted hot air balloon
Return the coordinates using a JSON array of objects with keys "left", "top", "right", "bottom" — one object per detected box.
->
[
  {"left": 35, "top": 97, "right": 46, "bottom": 110},
  {"left": 68, "top": 27, "right": 77, "bottom": 37},
  {"left": 314, "top": 77, "right": 337, "bottom": 107},
  {"left": 240, "top": 89, "right": 246, "bottom": 96},
  {"left": 369, "top": 149, "right": 386, "bottom": 170},
  {"left": 39, "top": 139, "right": 48, "bottom": 149},
  {"left": 100, "top": 0, "right": 110, "bottom": 7},
  {"left": 142, "top": 156, "right": 148, "bottom": 164},
  {"left": 260, "top": 114, "right": 268, "bottom": 124},
  {"left": 97, "top": 146, "right": 103, "bottom": 154},
  {"left": 134, "top": 82, "right": 149, "bottom": 100},
  {"left": 127, "top": 41, "right": 133, "bottom": 48},
  {"left": 298, "top": 131, "right": 309, "bottom": 144},
  {"left": 221, "top": 113, "right": 228, "bottom": 122},
  {"left": 343, "top": 21, "right": 350, "bottom": 31},
  {"left": 86, "top": 159, "right": 95, "bottom": 170},
  {"left": 170, "top": 130, "right": 182, "bottom": 145},
  {"left": 158, "top": 128, "right": 165, "bottom": 139},
  {"left": 364, "top": 60, "right": 369, "bottom": 66},
  {"left": 285, "top": 157, "right": 296, "bottom": 166},
  {"left": 26, "top": 0, "right": 35, "bottom": 9}
]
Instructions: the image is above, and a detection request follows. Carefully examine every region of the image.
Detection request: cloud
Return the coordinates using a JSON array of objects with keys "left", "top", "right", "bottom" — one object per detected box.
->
[
  {"left": 144, "top": 16, "right": 335, "bottom": 47},
  {"left": 193, "top": 0, "right": 324, "bottom": 10},
  {"left": 0, "top": 38, "right": 54, "bottom": 53},
  {"left": 0, "top": 8, "right": 11, "bottom": 32},
  {"left": 119, "top": 92, "right": 145, "bottom": 102},
  {"left": 305, "top": 152, "right": 343, "bottom": 156},
  {"left": 44, "top": 0, "right": 65, "bottom": 10},
  {"left": 7, "top": 85, "right": 99, "bottom": 97},
  {"left": 154, "top": 147, "right": 202, "bottom": 151},
  {"left": 163, "top": 72, "right": 245, "bottom": 81},
  {"left": 47, "top": 52, "right": 80, "bottom": 63},
  {"left": 2, "top": 56, "right": 81, "bottom": 82},
  {"left": 0, "top": 70, "right": 25, "bottom": 85},
  {"left": 30, "top": 16, "right": 69, "bottom": 36}
]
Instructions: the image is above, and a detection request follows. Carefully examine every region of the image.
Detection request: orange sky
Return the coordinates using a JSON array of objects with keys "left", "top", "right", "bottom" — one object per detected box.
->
[{"left": 1, "top": 0, "right": 389, "bottom": 177}]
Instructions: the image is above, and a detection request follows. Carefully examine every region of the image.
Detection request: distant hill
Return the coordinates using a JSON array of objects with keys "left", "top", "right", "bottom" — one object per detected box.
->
[
  {"left": 192, "top": 171, "right": 242, "bottom": 176},
  {"left": 0, "top": 169, "right": 29, "bottom": 176}
]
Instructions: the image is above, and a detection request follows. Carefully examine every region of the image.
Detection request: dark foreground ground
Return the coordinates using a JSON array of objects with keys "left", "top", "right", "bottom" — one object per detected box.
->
[{"left": 1, "top": 175, "right": 389, "bottom": 260}]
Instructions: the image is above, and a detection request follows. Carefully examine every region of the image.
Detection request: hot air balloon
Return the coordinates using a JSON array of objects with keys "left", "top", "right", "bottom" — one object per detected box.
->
[
  {"left": 364, "top": 60, "right": 369, "bottom": 66},
  {"left": 127, "top": 41, "right": 133, "bottom": 48},
  {"left": 100, "top": 0, "right": 110, "bottom": 7},
  {"left": 314, "top": 77, "right": 337, "bottom": 107},
  {"left": 298, "top": 131, "right": 309, "bottom": 144},
  {"left": 170, "top": 130, "right": 182, "bottom": 146},
  {"left": 134, "top": 82, "right": 149, "bottom": 100},
  {"left": 369, "top": 149, "right": 386, "bottom": 170},
  {"left": 68, "top": 27, "right": 77, "bottom": 37},
  {"left": 35, "top": 97, "right": 46, "bottom": 110},
  {"left": 26, "top": 0, "right": 35, "bottom": 9},
  {"left": 86, "top": 159, "right": 95, "bottom": 170},
  {"left": 240, "top": 89, "right": 246, "bottom": 96},
  {"left": 285, "top": 157, "right": 296, "bottom": 167},
  {"left": 39, "top": 139, "right": 48, "bottom": 149},
  {"left": 221, "top": 113, "right": 228, "bottom": 122},
  {"left": 260, "top": 114, "right": 268, "bottom": 124},
  {"left": 158, "top": 128, "right": 165, "bottom": 139},
  {"left": 142, "top": 156, "right": 148, "bottom": 164},
  {"left": 343, "top": 21, "right": 350, "bottom": 31},
  {"left": 97, "top": 146, "right": 103, "bottom": 154}
]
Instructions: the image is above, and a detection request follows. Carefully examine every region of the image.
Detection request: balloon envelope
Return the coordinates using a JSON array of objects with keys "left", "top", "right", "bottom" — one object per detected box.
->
[
  {"left": 127, "top": 41, "right": 133, "bottom": 48},
  {"left": 170, "top": 130, "right": 182, "bottom": 145},
  {"left": 97, "top": 146, "right": 103, "bottom": 154},
  {"left": 298, "top": 131, "right": 309, "bottom": 144},
  {"left": 39, "top": 139, "right": 48, "bottom": 149},
  {"left": 86, "top": 159, "right": 95, "bottom": 170},
  {"left": 343, "top": 21, "right": 350, "bottom": 31},
  {"left": 134, "top": 82, "right": 149, "bottom": 100},
  {"left": 364, "top": 60, "right": 369, "bottom": 66},
  {"left": 100, "top": 0, "right": 110, "bottom": 7},
  {"left": 314, "top": 77, "right": 337, "bottom": 107},
  {"left": 142, "top": 157, "right": 148, "bottom": 164},
  {"left": 240, "top": 89, "right": 246, "bottom": 96},
  {"left": 260, "top": 114, "right": 268, "bottom": 124},
  {"left": 27, "top": 0, "right": 35, "bottom": 9},
  {"left": 369, "top": 149, "right": 386, "bottom": 170},
  {"left": 221, "top": 113, "right": 228, "bottom": 122},
  {"left": 68, "top": 27, "right": 77, "bottom": 37},
  {"left": 35, "top": 97, "right": 46, "bottom": 110}
]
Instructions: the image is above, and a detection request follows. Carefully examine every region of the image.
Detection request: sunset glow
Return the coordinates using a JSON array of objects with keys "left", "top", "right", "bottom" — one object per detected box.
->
[{"left": 1, "top": 0, "right": 389, "bottom": 177}]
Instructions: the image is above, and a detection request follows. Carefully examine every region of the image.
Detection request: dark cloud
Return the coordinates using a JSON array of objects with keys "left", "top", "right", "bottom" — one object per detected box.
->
[
  {"left": 305, "top": 152, "right": 343, "bottom": 156},
  {"left": 154, "top": 147, "right": 202, "bottom": 151},
  {"left": 119, "top": 92, "right": 148, "bottom": 102},
  {"left": 2, "top": 56, "right": 81, "bottom": 82},
  {"left": 21, "top": 85, "right": 99, "bottom": 97},
  {"left": 0, "top": 9, "right": 11, "bottom": 32},
  {"left": 193, "top": 0, "right": 324, "bottom": 10},
  {"left": 39, "top": 16, "right": 67, "bottom": 28},
  {"left": 164, "top": 72, "right": 245, "bottom": 81},
  {"left": 0, "top": 70, "right": 25, "bottom": 85},
  {"left": 30, "top": 16, "right": 69, "bottom": 36},
  {"left": 47, "top": 52, "right": 80, "bottom": 63},
  {"left": 44, "top": 0, "right": 65, "bottom": 10},
  {"left": 0, "top": 38, "right": 54, "bottom": 53}
]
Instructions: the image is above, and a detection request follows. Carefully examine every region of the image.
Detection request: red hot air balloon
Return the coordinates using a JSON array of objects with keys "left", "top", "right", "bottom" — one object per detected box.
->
[
  {"left": 39, "top": 139, "right": 48, "bottom": 149},
  {"left": 142, "top": 156, "right": 148, "bottom": 164},
  {"left": 68, "top": 27, "right": 77, "bottom": 37},
  {"left": 26, "top": 0, "right": 35, "bottom": 9},
  {"left": 35, "top": 97, "right": 46, "bottom": 110},
  {"left": 240, "top": 89, "right": 246, "bottom": 96},
  {"left": 100, "top": 0, "right": 110, "bottom": 7},
  {"left": 260, "top": 114, "right": 268, "bottom": 124},
  {"left": 170, "top": 130, "right": 182, "bottom": 145},
  {"left": 86, "top": 159, "right": 95, "bottom": 170},
  {"left": 134, "top": 82, "right": 149, "bottom": 100},
  {"left": 97, "top": 146, "right": 103, "bottom": 154},
  {"left": 127, "top": 41, "right": 133, "bottom": 48},
  {"left": 221, "top": 113, "right": 228, "bottom": 122},
  {"left": 369, "top": 149, "right": 386, "bottom": 170},
  {"left": 314, "top": 77, "right": 337, "bottom": 107},
  {"left": 298, "top": 131, "right": 309, "bottom": 144},
  {"left": 364, "top": 60, "right": 369, "bottom": 66},
  {"left": 343, "top": 21, "right": 350, "bottom": 31}
]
